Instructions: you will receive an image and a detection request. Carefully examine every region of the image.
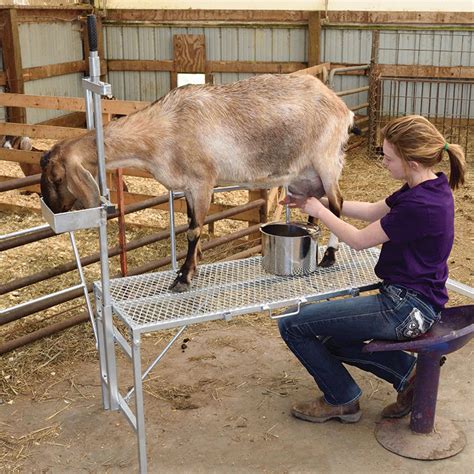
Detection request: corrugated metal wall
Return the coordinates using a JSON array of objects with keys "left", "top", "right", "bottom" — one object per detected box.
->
[
  {"left": 321, "top": 29, "right": 372, "bottom": 112},
  {"left": 19, "top": 22, "right": 84, "bottom": 124},
  {"left": 104, "top": 25, "right": 307, "bottom": 101},
  {"left": 3, "top": 22, "right": 473, "bottom": 125},
  {"left": 378, "top": 30, "right": 474, "bottom": 118}
]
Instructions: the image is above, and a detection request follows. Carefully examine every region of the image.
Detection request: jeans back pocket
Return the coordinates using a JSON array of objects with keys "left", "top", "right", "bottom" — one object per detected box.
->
[{"left": 395, "top": 304, "right": 440, "bottom": 340}]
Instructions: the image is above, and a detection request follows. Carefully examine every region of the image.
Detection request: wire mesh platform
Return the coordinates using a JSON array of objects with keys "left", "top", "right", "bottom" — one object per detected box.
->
[{"left": 94, "top": 244, "right": 381, "bottom": 333}]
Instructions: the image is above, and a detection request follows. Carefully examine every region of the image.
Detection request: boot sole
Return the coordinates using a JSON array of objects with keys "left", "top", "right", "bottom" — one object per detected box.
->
[{"left": 291, "top": 409, "right": 362, "bottom": 424}]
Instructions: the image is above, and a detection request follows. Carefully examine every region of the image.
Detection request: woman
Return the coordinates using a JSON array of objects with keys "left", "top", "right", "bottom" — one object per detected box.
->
[{"left": 278, "top": 115, "right": 466, "bottom": 423}]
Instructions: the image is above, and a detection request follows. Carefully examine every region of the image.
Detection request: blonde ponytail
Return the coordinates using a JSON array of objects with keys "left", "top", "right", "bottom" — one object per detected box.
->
[{"left": 381, "top": 115, "right": 466, "bottom": 190}]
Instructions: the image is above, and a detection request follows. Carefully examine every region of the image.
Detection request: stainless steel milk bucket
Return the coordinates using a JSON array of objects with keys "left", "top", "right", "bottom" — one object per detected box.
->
[{"left": 260, "top": 222, "right": 320, "bottom": 276}]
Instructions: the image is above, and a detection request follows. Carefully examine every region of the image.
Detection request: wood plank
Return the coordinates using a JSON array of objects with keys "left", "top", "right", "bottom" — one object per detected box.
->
[
  {"left": 38, "top": 112, "right": 86, "bottom": 128},
  {"left": 291, "top": 62, "right": 330, "bottom": 81},
  {"left": 174, "top": 34, "right": 206, "bottom": 73},
  {"left": 2, "top": 9, "right": 25, "bottom": 124},
  {"left": 379, "top": 64, "right": 474, "bottom": 80},
  {"left": 22, "top": 60, "right": 86, "bottom": 82},
  {"left": 307, "top": 11, "right": 321, "bottom": 67},
  {"left": 107, "top": 59, "right": 174, "bottom": 72},
  {"left": 0, "top": 72, "right": 6, "bottom": 86},
  {"left": 104, "top": 9, "right": 308, "bottom": 24},
  {"left": 103, "top": 9, "right": 474, "bottom": 26},
  {"left": 207, "top": 60, "right": 306, "bottom": 74},
  {"left": 108, "top": 59, "right": 307, "bottom": 74},
  {"left": 15, "top": 6, "right": 92, "bottom": 23},
  {"left": 0, "top": 122, "right": 87, "bottom": 140},
  {"left": 0, "top": 93, "right": 149, "bottom": 115},
  {"left": 0, "top": 148, "right": 42, "bottom": 165},
  {"left": 324, "top": 11, "right": 474, "bottom": 26}
]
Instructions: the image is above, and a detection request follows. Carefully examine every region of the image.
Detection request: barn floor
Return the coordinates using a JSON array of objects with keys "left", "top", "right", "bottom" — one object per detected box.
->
[
  {"left": 1, "top": 317, "right": 473, "bottom": 473},
  {"left": 1, "top": 143, "right": 473, "bottom": 472}
]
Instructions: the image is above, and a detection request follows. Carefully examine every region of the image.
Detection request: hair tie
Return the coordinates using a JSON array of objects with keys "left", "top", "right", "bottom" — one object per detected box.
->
[{"left": 444, "top": 143, "right": 449, "bottom": 151}]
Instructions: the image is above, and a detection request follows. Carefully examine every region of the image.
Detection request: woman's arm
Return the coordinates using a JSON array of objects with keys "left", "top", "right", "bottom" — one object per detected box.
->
[
  {"left": 286, "top": 197, "right": 390, "bottom": 250},
  {"left": 319, "top": 197, "right": 390, "bottom": 222}
]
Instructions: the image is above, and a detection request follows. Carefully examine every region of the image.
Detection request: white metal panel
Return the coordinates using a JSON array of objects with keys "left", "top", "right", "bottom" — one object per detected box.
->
[
  {"left": 19, "top": 22, "right": 82, "bottom": 68},
  {"left": 24, "top": 74, "right": 83, "bottom": 123},
  {"left": 122, "top": 26, "right": 141, "bottom": 101},
  {"left": 289, "top": 28, "right": 307, "bottom": 62}
]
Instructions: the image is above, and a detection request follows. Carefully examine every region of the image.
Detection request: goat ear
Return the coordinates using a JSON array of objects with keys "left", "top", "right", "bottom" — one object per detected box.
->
[
  {"left": 20, "top": 137, "right": 33, "bottom": 151},
  {"left": 65, "top": 160, "right": 100, "bottom": 208}
]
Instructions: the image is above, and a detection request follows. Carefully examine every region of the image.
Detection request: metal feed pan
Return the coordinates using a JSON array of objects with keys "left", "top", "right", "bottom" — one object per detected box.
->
[{"left": 41, "top": 198, "right": 102, "bottom": 234}]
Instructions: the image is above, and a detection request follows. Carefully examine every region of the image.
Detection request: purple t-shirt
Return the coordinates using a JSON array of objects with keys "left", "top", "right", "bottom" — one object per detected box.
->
[{"left": 375, "top": 172, "right": 454, "bottom": 309}]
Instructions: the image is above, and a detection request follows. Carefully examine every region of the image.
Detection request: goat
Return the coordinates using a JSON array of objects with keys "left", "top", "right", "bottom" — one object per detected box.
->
[
  {"left": 1, "top": 135, "right": 40, "bottom": 176},
  {"left": 40, "top": 74, "right": 354, "bottom": 292}
]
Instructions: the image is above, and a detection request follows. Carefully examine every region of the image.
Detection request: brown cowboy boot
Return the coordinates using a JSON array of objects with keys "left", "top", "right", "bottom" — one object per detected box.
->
[
  {"left": 291, "top": 396, "right": 362, "bottom": 423},
  {"left": 381, "top": 370, "right": 416, "bottom": 419}
]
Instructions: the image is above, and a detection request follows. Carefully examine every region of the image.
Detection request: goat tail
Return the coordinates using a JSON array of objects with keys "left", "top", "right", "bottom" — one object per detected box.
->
[{"left": 347, "top": 110, "right": 362, "bottom": 135}]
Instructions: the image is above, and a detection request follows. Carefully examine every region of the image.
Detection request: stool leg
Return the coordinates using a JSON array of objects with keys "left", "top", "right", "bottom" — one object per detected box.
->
[{"left": 410, "top": 351, "right": 441, "bottom": 434}]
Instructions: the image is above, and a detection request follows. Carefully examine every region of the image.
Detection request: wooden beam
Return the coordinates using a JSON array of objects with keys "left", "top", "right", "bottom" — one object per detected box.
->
[
  {"left": 307, "top": 11, "right": 321, "bottom": 67},
  {"left": 14, "top": 6, "right": 93, "bottom": 24},
  {"left": 104, "top": 9, "right": 308, "bottom": 24},
  {"left": 2, "top": 9, "right": 25, "bottom": 123},
  {"left": 107, "top": 59, "right": 174, "bottom": 72},
  {"left": 37, "top": 112, "right": 86, "bottom": 128},
  {"left": 0, "top": 148, "right": 42, "bottom": 165},
  {"left": 378, "top": 64, "right": 474, "bottom": 80},
  {"left": 107, "top": 59, "right": 307, "bottom": 74},
  {"left": 291, "top": 62, "right": 330, "bottom": 82},
  {"left": 0, "top": 93, "right": 148, "bottom": 115},
  {"left": 103, "top": 9, "right": 473, "bottom": 26},
  {"left": 0, "top": 72, "right": 6, "bottom": 86},
  {"left": 22, "top": 60, "right": 87, "bottom": 82},
  {"left": 0, "top": 122, "right": 86, "bottom": 140},
  {"left": 323, "top": 11, "right": 474, "bottom": 26},
  {"left": 208, "top": 60, "right": 306, "bottom": 74}
]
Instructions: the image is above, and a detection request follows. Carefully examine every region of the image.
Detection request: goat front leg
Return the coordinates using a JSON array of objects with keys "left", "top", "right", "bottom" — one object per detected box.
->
[
  {"left": 169, "top": 186, "right": 213, "bottom": 292},
  {"left": 319, "top": 182, "right": 343, "bottom": 268}
]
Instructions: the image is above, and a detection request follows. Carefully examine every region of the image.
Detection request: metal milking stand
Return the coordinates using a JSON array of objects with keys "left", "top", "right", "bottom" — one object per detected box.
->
[{"left": 82, "top": 14, "right": 119, "bottom": 412}]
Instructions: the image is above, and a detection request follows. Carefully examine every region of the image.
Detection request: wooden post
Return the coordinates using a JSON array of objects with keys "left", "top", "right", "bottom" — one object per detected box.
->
[
  {"left": 2, "top": 8, "right": 26, "bottom": 124},
  {"left": 308, "top": 11, "right": 321, "bottom": 67}
]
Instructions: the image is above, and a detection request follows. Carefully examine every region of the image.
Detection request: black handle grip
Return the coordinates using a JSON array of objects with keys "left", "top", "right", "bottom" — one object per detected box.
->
[{"left": 87, "top": 14, "right": 98, "bottom": 52}]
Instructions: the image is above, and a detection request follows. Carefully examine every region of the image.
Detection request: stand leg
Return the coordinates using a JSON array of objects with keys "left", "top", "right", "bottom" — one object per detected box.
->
[
  {"left": 132, "top": 330, "right": 148, "bottom": 473},
  {"left": 103, "top": 304, "right": 119, "bottom": 410},
  {"left": 94, "top": 302, "right": 110, "bottom": 410}
]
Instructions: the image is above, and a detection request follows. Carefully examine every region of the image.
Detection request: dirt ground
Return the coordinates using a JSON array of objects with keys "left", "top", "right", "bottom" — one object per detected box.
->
[{"left": 1, "top": 141, "right": 473, "bottom": 472}]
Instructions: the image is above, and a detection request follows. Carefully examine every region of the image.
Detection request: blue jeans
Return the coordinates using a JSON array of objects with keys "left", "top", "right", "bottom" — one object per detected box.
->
[{"left": 278, "top": 283, "right": 441, "bottom": 406}]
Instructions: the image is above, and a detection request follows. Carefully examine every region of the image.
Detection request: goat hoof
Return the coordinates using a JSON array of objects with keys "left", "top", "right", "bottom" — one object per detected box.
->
[
  {"left": 319, "top": 248, "right": 337, "bottom": 267},
  {"left": 169, "top": 277, "right": 190, "bottom": 293}
]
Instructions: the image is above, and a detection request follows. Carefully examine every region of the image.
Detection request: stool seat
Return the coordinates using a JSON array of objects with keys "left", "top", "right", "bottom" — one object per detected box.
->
[
  {"left": 363, "top": 304, "right": 474, "bottom": 460},
  {"left": 364, "top": 304, "right": 474, "bottom": 354}
]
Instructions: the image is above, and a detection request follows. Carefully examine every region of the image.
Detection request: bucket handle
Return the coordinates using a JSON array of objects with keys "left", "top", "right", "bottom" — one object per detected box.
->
[{"left": 264, "top": 297, "right": 307, "bottom": 319}]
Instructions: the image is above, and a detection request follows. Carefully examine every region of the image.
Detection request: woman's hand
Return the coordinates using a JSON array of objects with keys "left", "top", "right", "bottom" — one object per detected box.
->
[{"left": 280, "top": 195, "right": 326, "bottom": 219}]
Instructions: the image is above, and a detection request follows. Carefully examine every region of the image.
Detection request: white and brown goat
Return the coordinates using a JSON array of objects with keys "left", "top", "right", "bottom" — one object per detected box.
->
[{"left": 40, "top": 74, "right": 354, "bottom": 292}]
